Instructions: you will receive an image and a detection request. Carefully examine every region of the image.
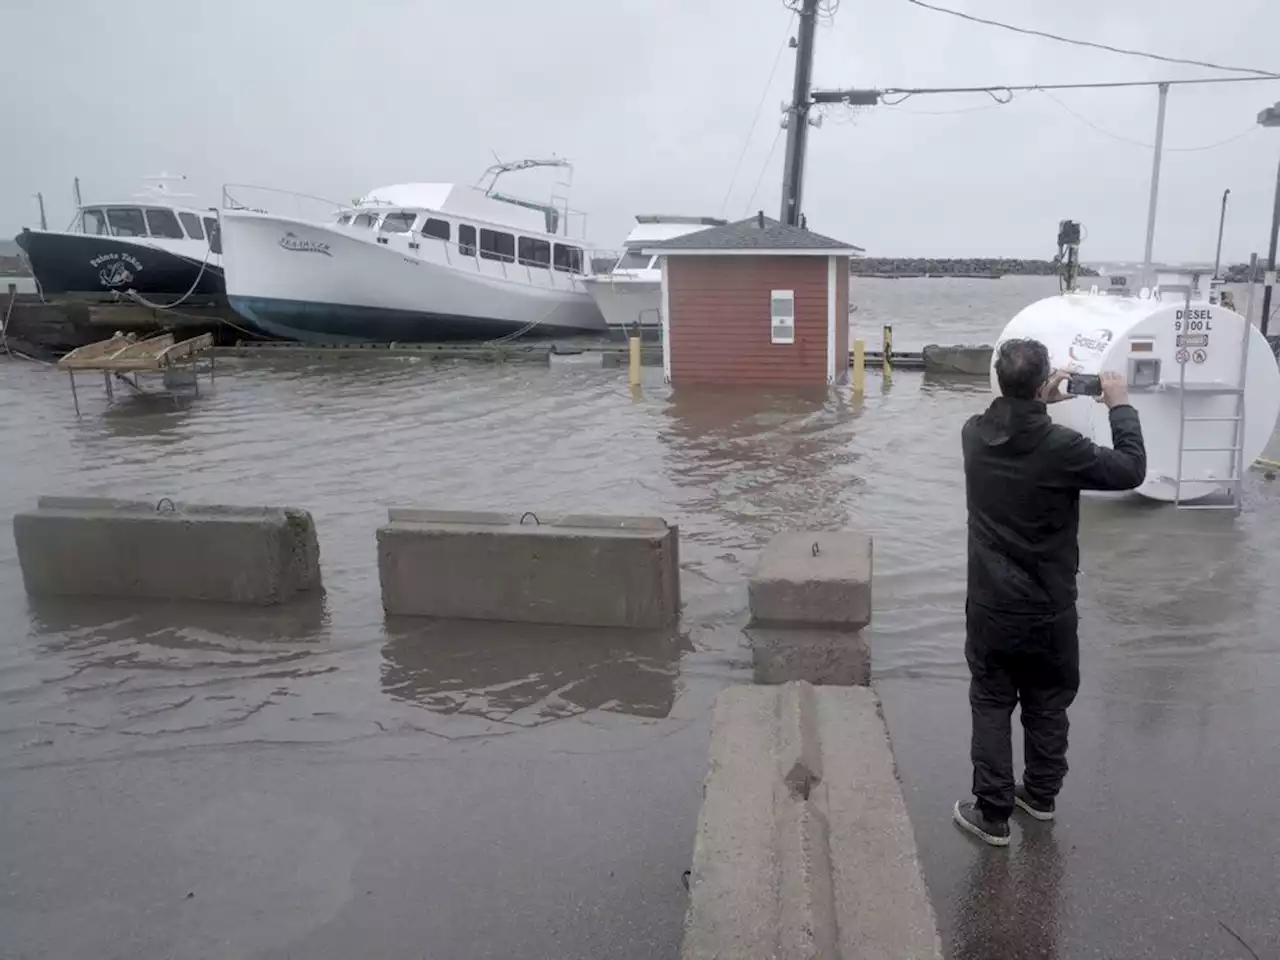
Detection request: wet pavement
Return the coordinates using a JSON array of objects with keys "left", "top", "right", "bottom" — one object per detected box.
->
[{"left": 3, "top": 277, "right": 1280, "bottom": 959}]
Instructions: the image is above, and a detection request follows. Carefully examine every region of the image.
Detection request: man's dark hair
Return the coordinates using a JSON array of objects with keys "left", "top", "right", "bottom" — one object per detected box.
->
[{"left": 994, "top": 338, "right": 1051, "bottom": 401}]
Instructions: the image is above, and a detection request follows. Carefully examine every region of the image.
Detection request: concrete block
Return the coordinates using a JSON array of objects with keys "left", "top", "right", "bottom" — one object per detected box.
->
[
  {"left": 922, "top": 343, "right": 994, "bottom": 376},
  {"left": 377, "top": 508, "right": 680, "bottom": 628},
  {"left": 748, "top": 532, "right": 872, "bottom": 629},
  {"left": 749, "top": 626, "right": 870, "bottom": 686},
  {"left": 682, "top": 682, "right": 942, "bottom": 960},
  {"left": 548, "top": 350, "right": 607, "bottom": 368},
  {"left": 13, "top": 496, "right": 320, "bottom": 605}
]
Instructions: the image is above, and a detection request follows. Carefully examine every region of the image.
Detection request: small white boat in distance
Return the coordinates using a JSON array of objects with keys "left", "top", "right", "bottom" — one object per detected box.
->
[
  {"left": 220, "top": 159, "right": 604, "bottom": 342},
  {"left": 582, "top": 215, "right": 726, "bottom": 332}
]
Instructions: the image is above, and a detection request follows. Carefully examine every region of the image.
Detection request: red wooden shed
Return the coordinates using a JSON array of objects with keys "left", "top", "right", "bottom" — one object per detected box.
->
[{"left": 644, "top": 213, "right": 862, "bottom": 387}]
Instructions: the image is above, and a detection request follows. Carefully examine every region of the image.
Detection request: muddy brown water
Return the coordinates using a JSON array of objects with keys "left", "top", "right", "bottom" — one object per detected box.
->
[{"left": 3, "top": 277, "right": 1279, "bottom": 959}]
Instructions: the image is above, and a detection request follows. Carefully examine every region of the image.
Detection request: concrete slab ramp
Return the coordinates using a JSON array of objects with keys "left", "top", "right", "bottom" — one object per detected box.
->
[
  {"left": 13, "top": 496, "right": 321, "bottom": 605},
  {"left": 682, "top": 682, "right": 942, "bottom": 960},
  {"left": 377, "top": 509, "right": 680, "bottom": 628}
]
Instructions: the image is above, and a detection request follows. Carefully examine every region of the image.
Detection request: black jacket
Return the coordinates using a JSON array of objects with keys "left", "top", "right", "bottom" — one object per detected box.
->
[{"left": 962, "top": 397, "right": 1147, "bottom": 616}]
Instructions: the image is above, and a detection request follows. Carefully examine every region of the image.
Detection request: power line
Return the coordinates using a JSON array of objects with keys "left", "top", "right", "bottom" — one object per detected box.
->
[
  {"left": 902, "top": 0, "right": 1280, "bottom": 78},
  {"left": 721, "top": 12, "right": 796, "bottom": 215},
  {"left": 1038, "top": 89, "right": 1262, "bottom": 151},
  {"left": 812, "top": 73, "right": 1280, "bottom": 106},
  {"left": 743, "top": 127, "right": 785, "bottom": 216}
]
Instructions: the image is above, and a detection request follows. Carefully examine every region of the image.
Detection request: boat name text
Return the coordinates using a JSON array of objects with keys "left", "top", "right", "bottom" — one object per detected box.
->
[{"left": 279, "top": 232, "right": 332, "bottom": 256}]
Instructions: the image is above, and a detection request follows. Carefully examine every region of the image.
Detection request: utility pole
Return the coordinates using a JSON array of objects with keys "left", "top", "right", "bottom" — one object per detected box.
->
[
  {"left": 1140, "top": 82, "right": 1169, "bottom": 292},
  {"left": 34, "top": 192, "right": 47, "bottom": 230},
  {"left": 1213, "top": 188, "right": 1230, "bottom": 279},
  {"left": 1258, "top": 101, "right": 1280, "bottom": 337},
  {"left": 779, "top": 0, "right": 820, "bottom": 227}
]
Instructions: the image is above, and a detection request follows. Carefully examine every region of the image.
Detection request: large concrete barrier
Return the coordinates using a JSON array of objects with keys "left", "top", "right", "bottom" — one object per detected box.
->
[
  {"left": 922, "top": 343, "right": 993, "bottom": 376},
  {"left": 748, "top": 532, "right": 872, "bottom": 629},
  {"left": 13, "top": 496, "right": 321, "bottom": 605},
  {"left": 682, "top": 682, "right": 942, "bottom": 960},
  {"left": 377, "top": 509, "right": 680, "bottom": 628}
]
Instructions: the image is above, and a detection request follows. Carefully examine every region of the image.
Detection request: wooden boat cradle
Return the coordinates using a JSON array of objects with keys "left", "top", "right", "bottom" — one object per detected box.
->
[{"left": 56, "top": 333, "right": 215, "bottom": 415}]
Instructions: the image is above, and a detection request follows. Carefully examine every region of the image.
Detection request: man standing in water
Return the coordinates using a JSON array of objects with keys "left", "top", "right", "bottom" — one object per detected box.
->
[{"left": 954, "top": 338, "right": 1147, "bottom": 846}]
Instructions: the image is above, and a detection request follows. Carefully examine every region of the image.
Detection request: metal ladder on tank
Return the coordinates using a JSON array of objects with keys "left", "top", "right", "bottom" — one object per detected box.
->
[{"left": 1168, "top": 280, "right": 1253, "bottom": 514}]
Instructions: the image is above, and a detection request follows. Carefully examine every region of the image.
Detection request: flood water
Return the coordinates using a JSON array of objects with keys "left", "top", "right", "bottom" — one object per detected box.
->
[{"left": 2, "top": 277, "right": 1279, "bottom": 959}]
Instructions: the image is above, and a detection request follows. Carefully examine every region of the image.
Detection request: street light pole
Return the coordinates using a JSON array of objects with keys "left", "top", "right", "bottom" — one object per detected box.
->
[
  {"left": 1257, "top": 101, "right": 1280, "bottom": 338},
  {"left": 1213, "top": 188, "right": 1230, "bottom": 279}
]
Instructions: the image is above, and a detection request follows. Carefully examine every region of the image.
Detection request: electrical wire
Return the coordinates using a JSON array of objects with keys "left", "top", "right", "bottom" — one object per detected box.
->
[
  {"left": 743, "top": 127, "right": 785, "bottom": 216},
  {"left": 721, "top": 11, "right": 796, "bottom": 216},
  {"left": 902, "top": 0, "right": 1280, "bottom": 78},
  {"left": 1038, "top": 88, "right": 1262, "bottom": 151},
  {"left": 812, "top": 73, "right": 1280, "bottom": 108}
]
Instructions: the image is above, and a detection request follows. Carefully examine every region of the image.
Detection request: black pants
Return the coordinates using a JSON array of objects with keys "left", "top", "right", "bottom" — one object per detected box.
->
[{"left": 966, "top": 602, "right": 1080, "bottom": 821}]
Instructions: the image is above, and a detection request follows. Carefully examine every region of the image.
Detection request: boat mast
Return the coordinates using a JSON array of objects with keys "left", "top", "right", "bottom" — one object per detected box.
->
[{"left": 779, "top": 0, "right": 820, "bottom": 227}]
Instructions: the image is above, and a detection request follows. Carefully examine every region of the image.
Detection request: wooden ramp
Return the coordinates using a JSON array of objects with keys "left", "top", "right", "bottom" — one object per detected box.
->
[{"left": 56, "top": 333, "right": 216, "bottom": 416}]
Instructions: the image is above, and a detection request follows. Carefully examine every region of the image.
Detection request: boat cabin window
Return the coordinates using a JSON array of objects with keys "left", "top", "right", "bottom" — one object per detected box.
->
[
  {"left": 458, "top": 224, "right": 476, "bottom": 256},
  {"left": 518, "top": 237, "right": 551, "bottom": 269},
  {"left": 422, "top": 218, "right": 450, "bottom": 242},
  {"left": 336, "top": 213, "right": 352, "bottom": 226},
  {"left": 203, "top": 217, "right": 222, "bottom": 254},
  {"left": 553, "top": 243, "right": 584, "bottom": 274},
  {"left": 352, "top": 213, "right": 377, "bottom": 229},
  {"left": 479, "top": 228, "right": 515, "bottom": 263},
  {"left": 380, "top": 211, "right": 417, "bottom": 233},
  {"left": 106, "top": 208, "right": 147, "bottom": 237},
  {"left": 145, "top": 208, "right": 185, "bottom": 240},
  {"left": 82, "top": 208, "right": 109, "bottom": 235},
  {"left": 615, "top": 249, "right": 650, "bottom": 270},
  {"left": 178, "top": 212, "right": 204, "bottom": 240}
]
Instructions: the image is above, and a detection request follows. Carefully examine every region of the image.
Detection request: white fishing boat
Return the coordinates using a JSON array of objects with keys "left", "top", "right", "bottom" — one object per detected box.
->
[
  {"left": 581, "top": 215, "right": 726, "bottom": 332},
  {"left": 220, "top": 159, "right": 605, "bottom": 342}
]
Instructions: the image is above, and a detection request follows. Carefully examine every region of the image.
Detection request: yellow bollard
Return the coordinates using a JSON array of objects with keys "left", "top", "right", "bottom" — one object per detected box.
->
[
  {"left": 882, "top": 324, "right": 893, "bottom": 379},
  {"left": 628, "top": 335, "right": 642, "bottom": 387},
  {"left": 852, "top": 338, "right": 866, "bottom": 394}
]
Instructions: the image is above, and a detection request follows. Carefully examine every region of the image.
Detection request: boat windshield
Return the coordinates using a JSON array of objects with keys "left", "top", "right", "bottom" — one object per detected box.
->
[
  {"left": 145, "top": 208, "right": 186, "bottom": 240},
  {"left": 82, "top": 208, "right": 109, "bottom": 235},
  {"left": 615, "top": 249, "right": 652, "bottom": 270},
  {"left": 352, "top": 213, "right": 377, "bottom": 229},
  {"left": 380, "top": 212, "right": 417, "bottom": 233},
  {"left": 106, "top": 208, "right": 147, "bottom": 237}
]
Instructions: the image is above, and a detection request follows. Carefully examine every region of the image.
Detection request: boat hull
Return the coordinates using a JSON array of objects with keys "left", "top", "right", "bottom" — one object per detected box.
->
[
  {"left": 15, "top": 230, "right": 224, "bottom": 299},
  {"left": 228, "top": 296, "right": 597, "bottom": 342},
  {"left": 222, "top": 211, "right": 605, "bottom": 342},
  {"left": 582, "top": 275, "right": 663, "bottom": 330}
]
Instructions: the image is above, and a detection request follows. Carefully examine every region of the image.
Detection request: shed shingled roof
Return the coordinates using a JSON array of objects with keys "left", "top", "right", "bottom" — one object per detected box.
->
[{"left": 643, "top": 214, "right": 860, "bottom": 253}]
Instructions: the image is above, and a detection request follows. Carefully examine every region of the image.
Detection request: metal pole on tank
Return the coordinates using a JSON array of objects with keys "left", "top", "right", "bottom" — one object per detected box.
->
[
  {"left": 1213, "top": 189, "right": 1230, "bottom": 279},
  {"left": 1141, "top": 82, "right": 1169, "bottom": 292},
  {"left": 1256, "top": 101, "right": 1280, "bottom": 337}
]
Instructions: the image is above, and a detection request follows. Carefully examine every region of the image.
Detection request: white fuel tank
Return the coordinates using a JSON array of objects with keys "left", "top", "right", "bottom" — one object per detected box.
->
[{"left": 991, "top": 291, "right": 1280, "bottom": 502}]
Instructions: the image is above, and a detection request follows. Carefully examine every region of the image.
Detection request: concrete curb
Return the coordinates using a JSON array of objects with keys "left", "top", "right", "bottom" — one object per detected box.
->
[
  {"left": 13, "top": 496, "right": 321, "bottom": 605},
  {"left": 682, "top": 682, "right": 942, "bottom": 960}
]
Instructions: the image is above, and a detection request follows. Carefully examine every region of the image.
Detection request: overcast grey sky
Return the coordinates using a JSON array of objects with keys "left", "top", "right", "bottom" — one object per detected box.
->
[{"left": 3, "top": 0, "right": 1278, "bottom": 261}]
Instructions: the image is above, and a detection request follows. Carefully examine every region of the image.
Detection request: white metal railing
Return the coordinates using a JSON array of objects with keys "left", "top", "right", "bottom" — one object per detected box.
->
[{"left": 221, "top": 183, "right": 351, "bottom": 222}]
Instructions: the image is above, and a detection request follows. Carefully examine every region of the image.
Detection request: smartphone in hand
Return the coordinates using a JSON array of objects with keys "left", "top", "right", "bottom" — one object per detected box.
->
[{"left": 1065, "top": 374, "right": 1102, "bottom": 397}]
